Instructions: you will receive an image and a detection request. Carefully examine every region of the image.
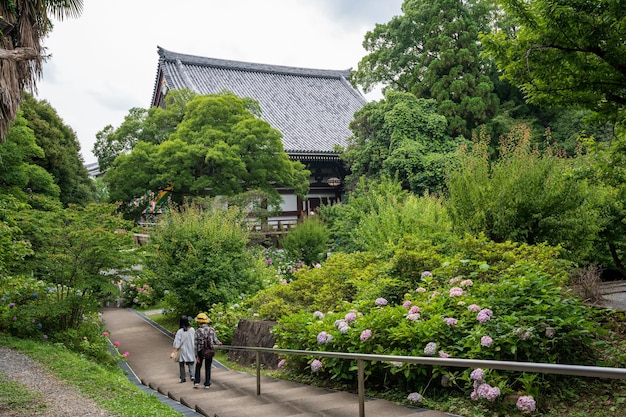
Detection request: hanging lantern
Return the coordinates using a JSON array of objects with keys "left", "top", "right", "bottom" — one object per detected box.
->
[{"left": 327, "top": 177, "right": 341, "bottom": 187}]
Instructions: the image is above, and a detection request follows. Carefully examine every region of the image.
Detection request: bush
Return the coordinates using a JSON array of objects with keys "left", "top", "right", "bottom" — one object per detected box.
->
[
  {"left": 280, "top": 215, "right": 330, "bottom": 266},
  {"left": 269, "top": 237, "right": 604, "bottom": 411}
]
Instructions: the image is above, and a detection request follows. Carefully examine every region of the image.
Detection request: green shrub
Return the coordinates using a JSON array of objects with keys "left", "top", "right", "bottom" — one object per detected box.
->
[
  {"left": 280, "top": 215, "right": 331, "bottom": 266},
  {"left": 270, "top": 238, "right": 603, "bottom": 411}
]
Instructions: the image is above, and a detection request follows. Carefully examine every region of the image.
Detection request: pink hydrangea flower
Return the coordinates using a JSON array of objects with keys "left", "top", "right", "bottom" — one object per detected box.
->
[
  {"left": 476, "top": 383, "right": 500, "bottom": 401},
  {"left": 102, "top": 331, "right": 109, "bottom": 337},
  {"left": 360, "top": 329, "right": 372, "bottom": 341},
  {"left": 516, "top": 395, "right": 536, "bottom": 412},
  {"left": 415, "top": 287, "right": 426, "bottom": 293},
  {"left": 375, "top": 298, "right": 388, "bottom": 306},
  {"left": 449, "top": 277, "right": 461, "bottom": 285},
  {"left": 470, "top": 368, "right": 484, "bottom": 381},
  {"left": 407, "top": 392, "right": 423, "bottom": 403},
  {"left": 123, "top": 352, "right": 130, "bottom": 358},
  {"left": 438, "top": 350, "right": 450, "bottom": 358},
  {"left": 277, "top": 359, "right": 286, "bottom": 368},
  {"left": 408, "top": 306, "right": 420, "bottom": 314},
  {"left": 345, "top": 312, "right": 357, "bottom": 322},
  {"left": 406, "top": 313, "right": 420, "bottom": 321},
  {"left": 460, "top": 279, "right": 474, "bottom": 287},
  {"left": 402, "top": 300, "right": 412, "bottom": 308},
  {"left": 311, "top": 359, "right": 323, "bottom": 372},
  {"left": 468, "top": 304, "right": 481, "bottom": 312},
  {"left": 444, "top": 317, "right": 458, "bottom": 326},
  {"left": 113, "top": 341, "right": 120, "bottom": 347},
  {"left": 481, "top": 336, "right": 493, "bottom": 347},
  {"left": 449, "top": 287, "right": 464, "bottom": 297},
  {"left": 421, "top": 271, "right": 432, "bottom": 278}
]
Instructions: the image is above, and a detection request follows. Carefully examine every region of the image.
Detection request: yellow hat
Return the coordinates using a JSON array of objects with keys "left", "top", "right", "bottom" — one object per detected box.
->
[{"left": 195, "top": 313, "right": 210, "bottom": 323}]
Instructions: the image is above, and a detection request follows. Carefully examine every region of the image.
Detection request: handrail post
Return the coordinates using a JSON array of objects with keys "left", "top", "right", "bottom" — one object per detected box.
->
[
  {"left": 256, "top": 351, "right": 261, "bottom": 395},
  {"left": 358, "top": 359, "right": 365, "bottom": 417}
]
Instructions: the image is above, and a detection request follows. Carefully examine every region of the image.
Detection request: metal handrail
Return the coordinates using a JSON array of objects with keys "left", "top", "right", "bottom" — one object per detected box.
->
[{"left": 219, "top": 345, "right": 626, "bottom": 417}]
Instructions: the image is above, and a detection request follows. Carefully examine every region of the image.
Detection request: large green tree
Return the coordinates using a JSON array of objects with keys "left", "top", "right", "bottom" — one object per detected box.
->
[
  {"left": 342, "top": 91, "right": 458, "bottom": 194},
  {"left": 0, "top": 111, "right": 61, "bottom": 210},
  {"left": 351, "top": 0, "right": 499, "bottom": 137},
  {"left": 104, "top": 92, "right": 310, "bottom": 213},
  {"left": 93, "top": 89, "right": 197, "bottom": 171},
  {"left": 481, "top": 0, "right": 626, "bottom": 125},
  {"left": 0, "top": 0, "right": 83, "bottom": 142},
  {"left": 20, "top": 94, "right": 95, "bottom": 206}
]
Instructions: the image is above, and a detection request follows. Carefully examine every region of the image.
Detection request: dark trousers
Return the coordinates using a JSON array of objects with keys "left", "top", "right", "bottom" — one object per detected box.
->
[
  {"left": 194, "top": 353, "right": 213, "bottom": 386},
  {"left": 179, "top": 361, "right": 194, "bottom": 381}
]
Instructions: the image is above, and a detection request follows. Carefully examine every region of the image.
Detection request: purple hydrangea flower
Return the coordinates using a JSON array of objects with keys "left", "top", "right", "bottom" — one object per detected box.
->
[
  {"left": 449, "top": 287, "right": 464, "bottom": 297},
  {"left": 8, "top": 303, "right": 15, "bottom": 308},
  {"left": 421, "top": 271, "right": 432, "bottom": 278},
  {"left": 338, "top": 322, "right": 350, "bottom": 333},
  {"left": 516, "top": 395, "right": 536, "bottom": 412},
  {"left": 311, "top": 359, "right": 323, "bottom": 372},
  {"left": 444, "top": 317, "right": 458, "bottom": 326},
  {"left": 345, "top": 312, "right": 357, "bottom": 322},
  {"left": 407, "top": 392, "right": 423, "bottom": 403},
  {"left": 360, "top": 329, "right": 372, "bottom": 341},
  {"left": 476, "top": 308, "right": 493, "bottom": 323},
  {"left": 467, "top": 304, "right": 481, "bottom": 312},
  {"left": 480, "top": 336, "right": 493, "bottom": 347},
  {"left": 424, "top": 342, "right": 437, "bottom": 356},
  {"left": 375, "top": 298, "right": 388, "bottom": 306},
  {"left": 317, "top": 331, "right": 332, "bottom": 344},
  {"left": 470, "top": 368, "right": 484, "bottom": 381},
  {"left": 313, "top": 311, "right": 324, "bottom": 319},
  {"left": 438, "top": 350, "right": 450, "bottom": 358}
]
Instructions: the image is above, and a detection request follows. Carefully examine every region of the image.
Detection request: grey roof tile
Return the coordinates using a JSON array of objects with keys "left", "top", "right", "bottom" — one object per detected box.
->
[{"left": 152, "top": 47, "right": 366, "bottom": 155}]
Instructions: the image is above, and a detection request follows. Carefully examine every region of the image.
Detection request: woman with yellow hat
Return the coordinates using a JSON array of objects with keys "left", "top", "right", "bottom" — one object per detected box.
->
[{"left": 194, "top": 312, "right": 222, "bottom": 389}]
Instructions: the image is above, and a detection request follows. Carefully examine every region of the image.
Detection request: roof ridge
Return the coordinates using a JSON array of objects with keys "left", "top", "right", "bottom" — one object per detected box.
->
[{"left": 157, "top": 46, "right": 351, "bottom": 79}]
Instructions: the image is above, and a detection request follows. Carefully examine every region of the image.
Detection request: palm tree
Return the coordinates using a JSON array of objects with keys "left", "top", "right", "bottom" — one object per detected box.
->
[{"left": 0, "top": 0, "right": 83, "bottom": 142}]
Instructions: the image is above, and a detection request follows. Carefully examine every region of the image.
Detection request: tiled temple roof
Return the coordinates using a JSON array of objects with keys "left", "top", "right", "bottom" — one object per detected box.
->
[{"left": 151, "top": 47, "right": 366, "bottom": 156}]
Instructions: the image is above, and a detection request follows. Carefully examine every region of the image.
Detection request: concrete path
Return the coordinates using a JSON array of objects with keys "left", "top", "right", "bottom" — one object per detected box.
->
[{"left": 101, "top": 308, "right": 453, "bottom": 417}]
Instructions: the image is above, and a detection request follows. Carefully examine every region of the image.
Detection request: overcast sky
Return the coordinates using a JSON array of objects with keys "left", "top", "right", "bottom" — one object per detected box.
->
[{"left": 35, "top": 0, "right": 403, "bottom": 164}]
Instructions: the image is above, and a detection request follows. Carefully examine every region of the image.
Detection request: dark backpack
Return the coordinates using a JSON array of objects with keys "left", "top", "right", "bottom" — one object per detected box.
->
[{"left": 200, "top": 328, "right": 215, "bottom": 359}]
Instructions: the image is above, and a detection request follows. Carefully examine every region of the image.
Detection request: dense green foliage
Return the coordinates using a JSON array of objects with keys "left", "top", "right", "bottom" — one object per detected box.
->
[
  {"left": 102, "top": 91, "right": 310, "bottom": 215},
  {"left": 342, "top": 91, "right": 459, "bottom": 193},
  {"left": 20, "top": 94, "right": 95, "bottom": 206},
  {"left": 352, "top": 0, "right": 499, "bottom": 137},
  {"left": 445, "top": 125, "right": 608, "bottom": 262},
  {"left": 481, "top": 0, "right": 626, "bottom": 126},
  {"left": 319, "top": 177, "right": 452, "bottom": 253},
  {"left": 143, "top": 201, "right": 270, "bottom": 318},
  {"left": 280, "top": 215, "right": 331, "bottom": 266},
  {"left": 252, "top": 236, "right": 612, "bottom": 414}
]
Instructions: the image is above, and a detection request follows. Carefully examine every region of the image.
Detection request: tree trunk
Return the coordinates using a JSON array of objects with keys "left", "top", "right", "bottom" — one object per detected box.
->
[
  {"left": 0, "top": 47, "right": 38, "bottom": 61},
  {"left": 608, "top": 242, "right": 626, "bottom": 278}
]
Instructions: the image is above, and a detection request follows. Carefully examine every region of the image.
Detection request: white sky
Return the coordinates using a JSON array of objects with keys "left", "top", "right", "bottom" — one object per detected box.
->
[{"left": 35, "top": 0, "right": 403, "bottom": 164}]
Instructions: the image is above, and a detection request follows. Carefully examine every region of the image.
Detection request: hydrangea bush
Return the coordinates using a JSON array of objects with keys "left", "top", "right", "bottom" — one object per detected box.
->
[{"left": 268, "top": 237, "right": 604, "bottom": 414}]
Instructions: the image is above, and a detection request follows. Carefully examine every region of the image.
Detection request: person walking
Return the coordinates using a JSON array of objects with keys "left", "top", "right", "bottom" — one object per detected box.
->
[
  {"left": 171, "top": 316, "right": 196, "bottom": 383},
  {"left": 193, "top": 312, "right": 222, "bottom": 389}
]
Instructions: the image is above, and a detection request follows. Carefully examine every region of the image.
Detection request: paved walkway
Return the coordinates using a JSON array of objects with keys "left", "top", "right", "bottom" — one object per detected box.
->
[{"left": 101, "top": 308, "right": 453, "bottom": 417}]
